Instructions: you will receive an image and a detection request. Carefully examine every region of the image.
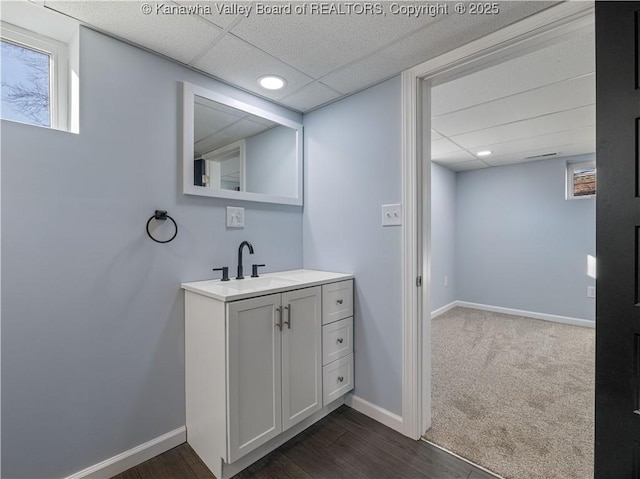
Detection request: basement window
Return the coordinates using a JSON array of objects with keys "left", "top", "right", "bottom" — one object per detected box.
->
[
  {"left": 566, "top": 160, "right": 596, "bottom": 199},
  {"left": 1, "top": 21, "right": 69, "bottom": 129}
]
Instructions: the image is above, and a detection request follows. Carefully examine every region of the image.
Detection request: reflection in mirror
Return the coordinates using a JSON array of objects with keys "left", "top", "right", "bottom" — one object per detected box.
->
[
  {"left": 194, "top": 139, "right": 244, "bottom": 191},
  {"left": 183, "top": 84, "right": 302, "bottom": 204}
]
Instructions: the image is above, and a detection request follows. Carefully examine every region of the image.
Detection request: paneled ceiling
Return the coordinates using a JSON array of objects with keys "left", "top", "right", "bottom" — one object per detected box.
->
[
  {"left": 431, "top": 25, "right": 595, "bottom": 171},
  {"left": 40, "top": 0, "right": 559, "bottom": 112}
]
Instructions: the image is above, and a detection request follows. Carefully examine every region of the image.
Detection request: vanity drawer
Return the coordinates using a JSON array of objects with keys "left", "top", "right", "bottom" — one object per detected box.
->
[
  {"left": 322, "top": 280, "right": 353, "bottom": 325},
  {"left": 322, "top": 354, "right": 353, "bottom": 406},
  {"left": 322, "top": 317, "right": 353, "bottom": 365}
]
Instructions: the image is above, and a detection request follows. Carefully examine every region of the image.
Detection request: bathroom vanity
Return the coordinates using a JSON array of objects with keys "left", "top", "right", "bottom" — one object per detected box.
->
[{"left": 182, "top": 270, "right": 354, "bottom": 478}]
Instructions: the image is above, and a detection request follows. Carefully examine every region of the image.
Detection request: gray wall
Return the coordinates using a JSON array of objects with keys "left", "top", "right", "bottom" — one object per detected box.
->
[
  {"left": 430, "top": 163, "right": 457, "bottom": 312},
  {"left": 1, "top": 28, "right": 303, "bottom": 478},
  {"left": 455, "top": 154, "right": 596, "bottom": 321},
  {"left": 303, "top": 76, "right": 403, "bottom": 416},
  {"left": 245, "top": 125, "right": 297, "bottom": 198}
]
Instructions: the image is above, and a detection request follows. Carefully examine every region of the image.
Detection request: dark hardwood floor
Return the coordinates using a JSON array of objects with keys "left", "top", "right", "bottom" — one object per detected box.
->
[{"left": 112, "top": 406, "right": 498, "bottom": 479}]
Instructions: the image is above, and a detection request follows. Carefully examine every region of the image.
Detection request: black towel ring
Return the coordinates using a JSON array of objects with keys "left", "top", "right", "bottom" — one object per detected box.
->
[{"left": 146, "top": 210, "right": 178, "bottom": 244}]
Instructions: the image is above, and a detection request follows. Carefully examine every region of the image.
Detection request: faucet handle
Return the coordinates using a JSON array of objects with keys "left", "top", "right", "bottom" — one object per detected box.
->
[
  {"left": 212, "top": 266, "right": 230, "bottom": 282},
  {"left": 251, "top": 264, "right": 266, "bottom": 278}
]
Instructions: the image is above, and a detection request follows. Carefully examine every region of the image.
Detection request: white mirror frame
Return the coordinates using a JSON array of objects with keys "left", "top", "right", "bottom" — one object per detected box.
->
[{"left": 182, "top": 81, "right": 303, "bottom": 206}]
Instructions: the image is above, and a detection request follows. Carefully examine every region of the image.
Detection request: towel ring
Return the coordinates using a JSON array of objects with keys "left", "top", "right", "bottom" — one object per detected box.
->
[{"left": 146, "top": 210, "right": 178, "bottom": 244}]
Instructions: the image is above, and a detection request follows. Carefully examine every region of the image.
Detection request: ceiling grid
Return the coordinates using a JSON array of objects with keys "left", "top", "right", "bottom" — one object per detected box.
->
[{"left": 37, "top": 0, "right": 594, "bottom": 169}]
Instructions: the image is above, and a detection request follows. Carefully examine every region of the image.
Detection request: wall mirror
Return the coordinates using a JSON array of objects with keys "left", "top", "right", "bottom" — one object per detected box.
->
[{"left": 182, "top": 82, "right": 303, "bottom": 206}]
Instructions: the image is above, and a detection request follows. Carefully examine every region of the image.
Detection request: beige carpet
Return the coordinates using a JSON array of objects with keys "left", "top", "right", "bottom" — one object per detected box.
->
[{"left": 424, "top": 307, "right": 594, "bottom": 479}]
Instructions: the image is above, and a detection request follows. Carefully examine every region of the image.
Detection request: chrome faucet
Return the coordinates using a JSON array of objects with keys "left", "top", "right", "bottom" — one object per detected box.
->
[{"left": 236, "top": 241, "right": 254, "bottom": 279}]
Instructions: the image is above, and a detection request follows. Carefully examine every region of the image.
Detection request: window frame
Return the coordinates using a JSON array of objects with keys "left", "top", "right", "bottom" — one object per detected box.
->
[
  {"left": 1, "top": 21, "right": 69, "bottom": 129},
  {"left": 566, "top": 159, "right": 596, "bottom": 200}
]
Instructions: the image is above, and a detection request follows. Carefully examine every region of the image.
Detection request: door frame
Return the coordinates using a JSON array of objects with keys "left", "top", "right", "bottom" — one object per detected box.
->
[{"left": 400, "top": 1, "right": 595, "bottom": 439}]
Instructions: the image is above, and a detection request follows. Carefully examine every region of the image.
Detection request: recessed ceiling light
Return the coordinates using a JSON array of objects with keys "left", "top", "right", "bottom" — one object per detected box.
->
[
  {"left": 477, "top": 150, "right": 492, "bottom": 157},
  {"left": 258, "top": 75, "right": 286, "bottom": 90}
]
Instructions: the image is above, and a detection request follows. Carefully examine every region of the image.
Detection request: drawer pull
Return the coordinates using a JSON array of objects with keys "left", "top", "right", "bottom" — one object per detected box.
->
[
  {"left": 337, "top": 299, "right": 343, "bottom": 304},
  {"left": 338, "top": 376, "right": 344, "bottom": 382},
  {"left": 337, "top": 338, "right": 344, "bottom": 344},
  {"left": 275, "top": 307, "right": 282, "bottom": 330}
]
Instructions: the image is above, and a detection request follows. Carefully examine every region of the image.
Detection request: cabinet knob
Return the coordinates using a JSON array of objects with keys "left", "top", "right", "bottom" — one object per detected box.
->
[
  {"left": 336, "top": 299, "right": 343, "bottom": 304},
  {"left": 338, "top": 376, "right": 344, "bottom": 383},
  {"left": 337, "top": 338, "right": 344, "bottom": 344}
]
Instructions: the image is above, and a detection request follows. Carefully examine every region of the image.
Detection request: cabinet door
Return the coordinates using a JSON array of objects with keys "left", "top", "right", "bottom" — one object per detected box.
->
[
  {"left": 281, "top": 287, "right": 322, "bottom": 431},
  {"left": 227, "top": 294, "right": 282, "bottom": 463}
]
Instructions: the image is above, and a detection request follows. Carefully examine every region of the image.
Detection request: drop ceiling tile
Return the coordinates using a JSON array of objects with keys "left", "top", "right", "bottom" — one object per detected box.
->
[
  {"left": 193, "top": 33, "right": 315, "bottom": 102},
  {"left": 469, "top": 126, "right": 595, "bottom": 159},
  {"left": 320, "top": 16, "right": 451, "bottom": 93},
  {"left": 229, "top": 7, "right": 437, "bottom": 79},
  {"left": 448, "top": 160, "right": 490, "bottom": 172},
  {"left": 248, "top": 114, "right": 280, "bottom": 127},
  {"left": 432, "top": 150, "right": 476, "bottom": 164},
  {"left": 449, "top": 105, "right": 595, "bottom": 150},
  {"left": 45, "top": 1, "right": 222, "bottom": 64},
  {"left": 280, "top": 82, "right": 341, "bottom": 112},
  {"left": 557, "top": 144, "right": 596, "bottom": 159},
  {"left": 484, "top": 150, "right": 568, "bottom": 167},
  {"left": 195, "top": 96, "right": 277, "bottom": 129},
  {"left": 484, "top": 155, "right": 551, "bottom": 167},
  {"left": 228, "top": 118, "right": 273, "bottom": 138},
  {"left": 431, "top": 28, "right": 595, "bottom": 115},
  {"left": 173, "top": 0, "right": 240, "bottom": 29},
  {"left": 3, "top": 1, "right": 78, "bottom": 42},
  {"left": 484, "top": 143, "right": 595, "bottom": 167},
  {"left": 194, "top": 106, "right": 244, "bottom": 142},
  {"left": 431, "top": 74, "right": 595, "bottom": 137},
  {"left": 195, "top": 117, "right": 267, "bottom": 155},
  {"left": 321, "top": 1, "right": 556, "bottom": 94},
  {"left": 431, "top": 137, "right": 464, "bottom": 157},
  {"left": 44, "top": 0, "right": 562, "bottom": 114}
]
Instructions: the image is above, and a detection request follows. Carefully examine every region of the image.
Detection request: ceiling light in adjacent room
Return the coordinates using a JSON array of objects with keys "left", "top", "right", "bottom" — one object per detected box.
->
[
  {"left": 477, "top": 150, "right": 492, "bottom": 157},
  {"left": 258, "top": 75, "right": 286, "bottom": 90}
]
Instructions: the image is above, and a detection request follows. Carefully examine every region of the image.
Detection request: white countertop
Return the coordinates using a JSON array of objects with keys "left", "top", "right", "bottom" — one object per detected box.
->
[{"left": 181, "top": 269, "right": 353, "bottom": 302}]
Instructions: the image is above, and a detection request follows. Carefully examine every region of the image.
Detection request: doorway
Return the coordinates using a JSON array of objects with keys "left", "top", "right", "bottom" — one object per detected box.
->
[
  {"left": 424, "top": 23, "right": 595, "bottom": 478},
  {"left": 398, "top": 0, "right": 596, "bottom": 470}
]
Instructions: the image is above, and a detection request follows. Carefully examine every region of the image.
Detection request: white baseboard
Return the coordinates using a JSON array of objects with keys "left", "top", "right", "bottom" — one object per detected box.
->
[
  {"left": 65, "top": 427, "right": 186, "bottom": 479},
  {"left": 431, "top": 301, "right": 457, "bottom": 319},
  {"left": 344, "top": 394, "right": 403, "bottom": 434},
  {"left": 456, "top": 301, "right": 595, "bottom": 328}
]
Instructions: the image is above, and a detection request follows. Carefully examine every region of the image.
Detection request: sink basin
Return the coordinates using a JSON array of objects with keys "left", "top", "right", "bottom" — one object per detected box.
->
[
  {"left": 182, "top": 269, "right": 353, "bottom": 302},
  {"left": 220, "top": 277, "right": 296, "bottom": 292}
]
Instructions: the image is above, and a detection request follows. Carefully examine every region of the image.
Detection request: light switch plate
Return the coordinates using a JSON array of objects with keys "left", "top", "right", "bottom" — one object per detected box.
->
[
  {"left": 382, "top": 204, "right": 402, "bottom": 226},
  {"left": 226, "top": 207, "right": 245, "bottom": 228}
]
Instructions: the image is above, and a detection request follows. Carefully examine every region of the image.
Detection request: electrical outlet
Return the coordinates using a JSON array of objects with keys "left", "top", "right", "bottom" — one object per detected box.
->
[
  {"left": 587, "top": 286, "right": 596, "bottom": 298},
  {"left": 444, "top": 276, "right": 448, "bottom": 287},
  {"left": 226, "top": 206, "right": 245, "bottom": 228}
]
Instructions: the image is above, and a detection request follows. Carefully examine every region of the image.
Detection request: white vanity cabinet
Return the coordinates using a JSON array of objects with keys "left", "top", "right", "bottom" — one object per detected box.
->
[
  {"left": 182, "top": 270, "right": 353, "bottom": 479},
  {"left": 227, "top": 287, "right": 322, "bottom": 462}
]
